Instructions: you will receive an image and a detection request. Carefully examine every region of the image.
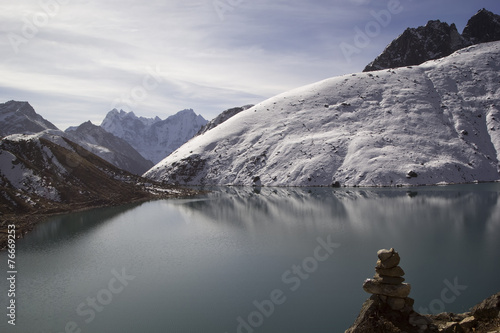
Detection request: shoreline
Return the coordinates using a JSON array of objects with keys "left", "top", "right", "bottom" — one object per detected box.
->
[{"left": 0, "top": 186, "right": 204, "bottom": 251}]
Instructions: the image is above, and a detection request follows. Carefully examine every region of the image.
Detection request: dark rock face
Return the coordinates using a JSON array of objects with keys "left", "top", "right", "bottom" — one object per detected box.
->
[
  {"left": 471, "top": 292, "right": 500, "bottom": 320},
  {"left": 364, "top": 9, "right": 500, "bottom": 72},
  {"left": 345, "top": 295, "right": 432, "bottom": 333},
  {"left": 462, "top": 9, "right": 500, "bottom": 44},
  {"left": 196, "top": 105, "right": 254, "bottom": 136},
  {"left": 364, "top": 20, "right": 468, "bottom": 72}
]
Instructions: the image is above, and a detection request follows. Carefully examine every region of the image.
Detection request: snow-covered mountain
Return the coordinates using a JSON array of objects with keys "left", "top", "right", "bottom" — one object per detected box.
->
[
  {"left": 0, "top": 101, "right": 153, "bottom": 175},
  {"left": 65, "top": 121, "right": 153, "bottom": 175},
  {"left": 0, "top": 100, "right": 58, "bottom": 137},
  {"left": 364, "top": 9, "right": 500, "bottom": 72},
  {"left": 101, "top": 109, "right": 208, "bottom": 164},
  {"left": 0, "top": 133, "right": 154, "bottom": 214},
  {"left": 144, "top": 41, "right": 500, "bottom": 187}
]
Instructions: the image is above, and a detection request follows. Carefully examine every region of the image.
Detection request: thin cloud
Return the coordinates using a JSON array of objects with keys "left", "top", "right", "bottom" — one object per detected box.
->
[{"left": 0, "top": 0, "right": 499, "bottom": 130}]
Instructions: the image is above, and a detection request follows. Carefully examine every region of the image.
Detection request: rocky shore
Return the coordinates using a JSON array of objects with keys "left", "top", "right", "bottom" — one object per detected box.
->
[{"left": 346, "top": 248, "right": 500, "bottom": 333}]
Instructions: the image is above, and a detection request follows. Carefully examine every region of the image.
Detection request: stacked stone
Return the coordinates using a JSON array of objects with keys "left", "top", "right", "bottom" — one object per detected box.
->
[{"left": 362, "top": 248, "right": 414, "bottom": 311}]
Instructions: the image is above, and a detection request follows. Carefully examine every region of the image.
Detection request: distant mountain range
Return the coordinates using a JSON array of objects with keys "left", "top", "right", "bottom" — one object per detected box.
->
[
  {"left": 364, "top": 9, "right": 500, "bottom": 72},
  {"left": 101, "top": 109, "right": 207, "bottom": 164},
  {"left": 0, "top": 101, "right": 208, "bottom": 174},
  {"left": 0, "top": 103, "right": 205, "bottom": 232}
]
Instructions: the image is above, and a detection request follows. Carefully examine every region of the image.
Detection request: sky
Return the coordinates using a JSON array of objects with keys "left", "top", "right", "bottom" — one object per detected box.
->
[{"left": 1, "top": 0, "right": 500, "bottom": 130}]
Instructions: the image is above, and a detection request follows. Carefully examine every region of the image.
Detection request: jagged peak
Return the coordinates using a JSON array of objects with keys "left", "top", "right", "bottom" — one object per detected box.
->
[
  {"left": 424, "top": 19, "right": 442, "bottom": 28},
  {"left": 363, "top": 9, "right": 500, "bottom": 72},
  {"left": 1, "top": 100, "right": 34, "bottom": 113},
  {"left": 175, "top": 108, "right": 196, "bottom": 116},
  {"left": 462, "top": 8, "right": 500, "bottom": 44},
  {"left": 79, "top": 120, "right": 95, "bottom": 128}
]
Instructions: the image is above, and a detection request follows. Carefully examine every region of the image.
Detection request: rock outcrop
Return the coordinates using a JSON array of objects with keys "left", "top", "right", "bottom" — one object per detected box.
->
[
  {"left": 346, "top": 249, "right": 500, "bottom": 333},
  {"left": 364, "top": 9, "right": 500, "bottom": 72},
  {"left": 364, "top": 20, "right": 468, "bottom": 72},
  {"left": 196, "top": 105, "right": 254, "bottom": 136},
  {"left": 462, "top": 9, "right": 500, "bottom": 44}
]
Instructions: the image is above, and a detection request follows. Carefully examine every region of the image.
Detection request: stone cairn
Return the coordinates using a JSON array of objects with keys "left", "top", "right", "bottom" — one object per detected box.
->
[{"left": 362, "top": 248, "right": 414, "bottom": 312}]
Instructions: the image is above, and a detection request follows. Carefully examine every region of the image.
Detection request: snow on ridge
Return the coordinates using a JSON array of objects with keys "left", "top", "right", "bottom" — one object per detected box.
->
[
  {"left": 144, "top": 41, "right": 500, "bottom": 187},
  {"left": 101, "top": 108, "right": 208, "bottom": 164}
]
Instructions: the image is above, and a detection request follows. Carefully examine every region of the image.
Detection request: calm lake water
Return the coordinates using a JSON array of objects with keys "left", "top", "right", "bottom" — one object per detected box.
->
[{"left": 1, "top": 184, "right": 500, "bottom": 333}]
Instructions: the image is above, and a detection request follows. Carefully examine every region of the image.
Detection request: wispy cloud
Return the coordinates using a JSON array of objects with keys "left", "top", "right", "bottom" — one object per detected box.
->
[{"left": 0, "top": 0, "right": 499, "bottom": 129}]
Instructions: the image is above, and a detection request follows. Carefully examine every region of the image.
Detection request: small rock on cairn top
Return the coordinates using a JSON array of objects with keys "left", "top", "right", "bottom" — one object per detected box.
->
[{"left": 362, "top": 248, "right": 414, "bottom": 311}]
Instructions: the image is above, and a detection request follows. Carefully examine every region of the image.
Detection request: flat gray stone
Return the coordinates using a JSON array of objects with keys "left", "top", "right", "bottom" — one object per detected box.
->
[
  {"left": 363, "top": 279, "right": 411, "bottom": 298},
  {"left": 373, "top": 273, "right": 405, "bottom": 285}
]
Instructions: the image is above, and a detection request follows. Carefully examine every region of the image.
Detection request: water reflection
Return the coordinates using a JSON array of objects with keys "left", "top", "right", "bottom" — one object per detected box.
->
[
  {"left": 1, "top": 184, "right": 499, "bottom": 333},
  {"left": 173, "top": 184, "right": 500, "bottom": 318},
  {"left": 19, "top": 203, "right": 143, "bottom": 252},
  {"left": 175, "top": 185, "right": 500, "bottom": 242}
]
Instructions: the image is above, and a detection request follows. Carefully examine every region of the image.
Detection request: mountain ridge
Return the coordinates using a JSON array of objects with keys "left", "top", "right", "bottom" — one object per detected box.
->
[
  {"left": 364, "top": 8, "right": 500, "bottom": 72},
  {"left": 65, "top": 121, "right": 154, "bottom": 175},
  {"left": 101, "top": 108, "right": 208, "bottom": 164},
  {"left": 0, "top": 100, "right": 58, "bottom": 137}
]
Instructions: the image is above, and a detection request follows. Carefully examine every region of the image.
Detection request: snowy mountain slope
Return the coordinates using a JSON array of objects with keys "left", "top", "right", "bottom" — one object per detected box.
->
[
  {"left": 0, "top": 101, "right": 58, "bottom": 137},
  {"left": 0, "top": 133, "right": 153, "bottom": 214},
  {"left": 65, "top": 121, "right": 153, "bottom": 175},
  {"left": 144, "top": 41, "right": 500, "bottom": 187},
  {"left": 101, "top": 108, "right": 208, "bottom": 164}
]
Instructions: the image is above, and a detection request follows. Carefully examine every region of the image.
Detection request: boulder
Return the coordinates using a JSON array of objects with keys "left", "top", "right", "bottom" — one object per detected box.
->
[{"left": 471, "top": 292, "right": 500, "bottom": 320}]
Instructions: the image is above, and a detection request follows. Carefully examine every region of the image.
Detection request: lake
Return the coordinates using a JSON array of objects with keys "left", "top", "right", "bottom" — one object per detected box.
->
[{"left": 1, "top": 184, "right": 499, "bottom": 333}]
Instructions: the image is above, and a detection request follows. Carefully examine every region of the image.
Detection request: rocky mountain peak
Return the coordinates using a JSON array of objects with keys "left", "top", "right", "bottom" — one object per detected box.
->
[
  {"left": 462, "top": 8, "right": 500, "bottom": 44},
  {"left": 364, "top": 19, "right": 468, "bottom": 72},
  {"left": 363, "top": 8, "right": 500, "bottom": 72},
  {"left": 101, "top": 108, "right": 208, "bottom": 164},
  {"left": 0, "top": 100, "right": 59, "bottom": 137}
]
